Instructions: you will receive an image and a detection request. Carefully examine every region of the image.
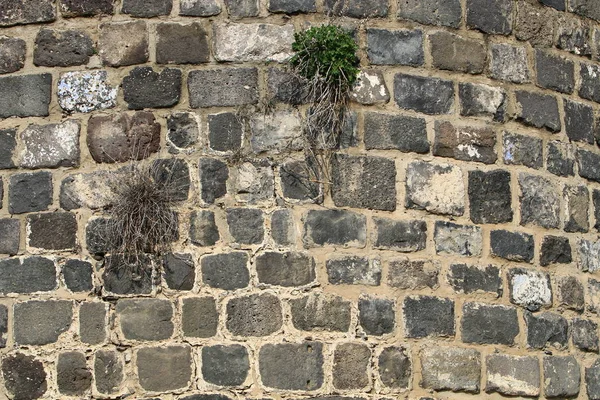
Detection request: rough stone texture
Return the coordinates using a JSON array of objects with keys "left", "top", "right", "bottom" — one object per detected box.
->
[
  {"left": 0, "top": 36, "right": 26, "bottom": 74},
  {"left": 572, "top": 318, "right": 599, "bottom": 352},
  {"left": 268, "top": 0, "right": 316, "bottom": 13},
  {"left": 116, "top": 299, "right": 173, "bottom": 341},
  {"left": 430, "top": 31, "right": 486, "bottom": 74},
  {"left": 28, "top": 212, "right": 77, "bottom": 251},
  {"left": 208, "top": 112, "right": 243, "bottom": 152},
  {"left": 580, "top": 240, "right": 600, "bottom": 273},
  {"left": 259, "top": 342, "right": 323, "bottom": 390},
  {"left": 226, "top": 208, "right": 264, "bottom": 245},
  {"left": 519, "top": 173, "right": 560, "bottom": 229},
  {"left": 123, "top": 67, "right": 182, "bottom": 110},
  {"left": 525, "top": 311, "right": 568, "bottom": 349},
  {"left": 79, "top": 302, "right": 106, "bottom": 345},
  {"left": 490, "top": 230, "right": 534, "bottom": 262},
  {"left": 324, "top": 0, "right": 388, "bottom": 18},
  {"left": 0, "top": 74, "right": 52, "bottom": 118},
  {"left": 544, "top": 356, "right": 581, "bottom": 398},
  {"left": 291, "top": 293, "right": 351, "bottom": 332},
  {"left": 94, "top": 350, "right": 122, "bottom": 395},
  {"left": 85, "top": 217, "right": 111, "bottom": 256},
  {"left": 0, "top": 128, "right": 16, "bottom": 169},
  {"left": 59, "top": 170, "right": 116, "bottom": 210},
  {"left": 280, "top": 160, "right": 321, "bottom": 202},
  {"left": 557, "top": 17, "right": 592, "bottom": 55},
  {"left": 359, "top": 297, "right": 395, "bottom": 336},
  {"left": 398, "top": 0, "right": 461, "bottom": 27},
  {"left": 136, "top": 345, "right": 192, "bottom": 392},
  {"left": 406, "top": 161, "right": 465, "bottom": 216},
  {"left": 235, "top": 160, "right": 274, "bottom": 203},
  {"left": 182, "top": 297, "right": 218, "bottom": 338},
  {"left": 190, "top": 211, "right": 219, "bottom": 247},
  {"left": 570, "top": 0, "right": 600, "bottom": 22},
  {"left": 214, "top": 23, "right": 293, "bottom": 63},
  {"left": 168, "top": 112, "right": 199, "bottom": 152},
  {"left": 490, "top": 44, "right": 530, "bottom": 83},
  {"left": 515, "top": 90, "right": 561, "bottom": 132},
  {"left": 327, "top": 256, "right": 381, "bottom": 286},
  {"left": 351, "top": 70, "right": 390, "bottom": 105},
  {"left": 565, "top": 100, "right": 595, "bottom": 144},
  {"left": 459, "top": 83, "right": 506, "bottom": 121},
  {"left": 0, "top": 0, "right": 56, "bottom": 26},
  {"left": 535, "top": 49, "right": 574, "bottom": 94},
  {"left": 19, "top": 120, "right": 80, "bottom": 169},
  {"left": 303, "top": 209, "right": 367, "bottom": 248},
  {"left": 99, "top": 21, "right": 148, "bottom": 67},
  {"left": 2, "top": 354, "right": 47, "bottom": 400},
  {"left": 508, "top": 268, "right": 552, "bottom": 311},
  {"left": 122, "top": 0, "right": 172, "bottom": 17},
  {"left": 462, "top": 302, "right": 519, "bottom": 345},
  {"left": 199, "top": 158, "right": 228, "bottom": 204},
  {"left": 394, "top": 73, "right": 454, "bottom": 114},
  {"left": 547, "top": 141, "right": 575, "bottom": 177},
  {"left": 364, "top": 112, "right": 428, "bottom": 153},
  {"left": 578, "top": 149, "right": 600, "bottom": 183},
  {"left": 0, "top": 257, "right": 56, "bottom": 294},
  {"left": 0, "top": 219, "right": 20, "bottom": 255},
  {"left": 256, "top": 251, "right": 315, "bottom": 287},
  {"left": 102, "top": 255, "right": 156, "bottom": 295},
  {"left": 333, "top": 343, "right": 370, "bottom": 390},
  {"left": 540, "top": 0, "right": 565, "bottom": 10},
  {"left": 9, "top": 172, "right": 53, "bottom": 214},
  {"left": 564, "top": 185, "right": 589, "bottom": 233},
  {"left": 379, "top": 346, "right": 411, "bottom": 389},
  {"left": 59, "top": 0, "right": 115, "bottom": 16},
  {"left": 58, "top": 71, "right": 117, "bottom": 114},
  {"left": 202, "top": 345, "right": 249, "bottom": 386},
  {"left": 580, "top": 63, "right": 600, "bottom": 103},
  {"left": 250, "top": 111, "right": 303, "bottom": 153},
  {"left": 448, "top": 264, "right": 501, "bottom": 295},
  {"left": 540, "top": 236, "right": 572, "bottom": 266},
  {"left": 503, "top": 132, "right": 543, "bottom": 169},
  {"left": 225, "top": 0, "right": 258, "bottom": 17},
  {"left": 515, "top": 0, "right": 555, "bottom": 47},
  {"left": 373, "top": 218, "right": 426, "bottom": 252},
  {"left": 201, "top": 252, "right": 249, "bottom": 290},
  {"left": 467, "top": 0, "right": 513, "bottom": 34},
  {"left": 421, "top": 347, "right": 481, "bottom": 393},
  {"left": 366, "top": 28, "right": 423, "bottom": 66},
  {"left": 157, "top": 23, "right": 209, "bottom": 64},
  {"left": 587, "top": 359, "right": 600, "bottom": 400},
  {"left": 433, "top": 121, "right": 497, "bottom": 164},
  {"left": 189, "top": 68, "right": 258, "bottom": 108},
  {"left": 557, "top": 276, "right": 584, "bottom": 311},
  {"left": 57, "top": 352, "right": 92, "bottom": 396},
  {"left": 486, "top": 354, "right": 540, "bottom": 397},
  {"left": 226, "top": 293, "right": 282, "bottom": 336},
  {"left": 434, "top": 221, "right": 482, "bottom": 257},
  {"left": 13, "top": 300, "right": 72, "bottom": 345},
  {"left": 34, "top": 29, "right": 94, "bottom": 67},
  {"left": 403, "top": 296, "right": 454, "bottom": 338},
  {"left": 180, "top": 0, "right": 220, "bottom": 15},
  {"left": 468, "top": 170, "right": 513, "bottom": 224},
  {"left": 271, "top": 209, "right": 295, "bottom": 246}
]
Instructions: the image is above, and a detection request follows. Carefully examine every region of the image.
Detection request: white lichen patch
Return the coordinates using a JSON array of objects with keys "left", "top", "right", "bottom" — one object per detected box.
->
[
  {"left": 510, "top": 270, "right": 552, "bottom": 310},
  {"left": 351, "top": 70, "right": 390, "bottom": 105},
  {"left": 19, "top": 120, "right": 80, "bottom": 168},
  {"left": 578, "top": 239, "right": 600, "bottom": 273},
  {"left": 407, "top": 161, "right": 465, "bottom": 216},
  {"left": 250, "top": 111, "right": 303, "bottom": 153},
  {"left": 58, "top": 70, "right": 117, "bottom": 113},
  {"left": 213, "top": 23, "right": 294, "bottom": 63}
]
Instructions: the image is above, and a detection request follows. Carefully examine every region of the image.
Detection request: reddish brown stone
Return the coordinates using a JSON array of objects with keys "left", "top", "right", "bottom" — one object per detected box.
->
[{"left": 433, "top": 121, "right": 497, "bottom": 164}]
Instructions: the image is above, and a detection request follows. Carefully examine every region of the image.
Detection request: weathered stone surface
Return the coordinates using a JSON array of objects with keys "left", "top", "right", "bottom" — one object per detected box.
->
[
  {"left": 485, "top": 354, "right": 540, "bottom": 397},
  {"left": 490, "top": 230, "right": 534, "bottom": 262},
  {"left": 271, "top": 209, "right": 295, "bottom": 246},
  {"left": 525, "top": 311, "right": 568, "bottom": 349},
  {"left": 359, "top": 297, "right": 395, "bottom": 336},
  {"left": 578, "top": 149, "right": 600, "bottom": 183},
  {"left": 515, "top": 0, "right": 555, "bottom": 47},
  {"left": 102, "top": 255, "right": 156, "bottom": 295},
  {"left": 364, "top": 112, "right": 428, "bottom": 152},
  {"left": 468, "top": 170, "right": 512, "bottom": 224},
  {"left": 434, "top": 221, "right": 482, "bottom": 257},
  {"left": 0, "top": 74, "right": 52, "bottom": 118},
  {"left": 490, "top": 44, "right": 529, "bottom": 83},
  {"left": 235, "top": 160, "right": 274, "bottom": 204},
  {"left": 565, "top": 100, "right": 595, "bottom": 144},
  {"left": 9, "top": 172, "right": 52, "bottom": 214},
  {"left": 34, "top": 29, "right": 93, "bottom": 67},
  {"left": 547, "top": 141, "right": 575, "bottom": 177},
  {"left": 333, "top": 343, "right": 370, "bottom": 390},
  {"left": 303, "top": 209, "right": 366, "bottom": 248},
  {"left": 157, "top": 23, "right": 209, "bottom": 64},
  {"left": 167, "top": 112, "right": 199, "bottom": 152},
  {"left": 430, "top": 31, "right": 486, "bottom": 74},
  {"left": 515, "top": 90, "right": 560, "bottom": 132},
  {"left": 14, "top": 300, "right": 72, "bottom": 345},
  {"left": 291, "top": 293, "right": 351, "bottom": 332},
  {"left": 373, "top": 218, "right": 426, "bottom": 252},
  {"left": 208, "top": 112, "right": 243, "bottom": 152},
  {"left": 57, "top": 352, "right": 92, "bottom": 396},
  {"left": 123, "top": 67, "right": 181, "bottom": 110},
  {"left": 403, "top": 296, "right": 454, "bottom": 338},
  {"left": 59, "top": 0, "right": 115, "bottom": 16},
  {"left": 256, "top": 251, "right": 315, "bottom": 287},
  {"left": 570, "top": 0, "right": 600, "bottom": 22},
  {"left": 226, "top": 208, "right": 264, "bottom": 245},
  {"left": 94, "top": 350, "right": 122, "bottom": 395},
  {"left": 379, "top": 346, "right": 411, "bottom": 389},
  {"left": 459, "top": 83, "right": 506, "bottom": 121},
  {"left": 579, "top": 63, "right": 600, "bottom": 103},
  {"left": 87, "top": 112, "right": 160, "bottom": 163},
  {"left": 587, "top": 359, "right": 600, "bottom": 400},
  {"left": 85, "top": 217, "right": 111, "bottom": 256},
  {"left": 399, "top": 0, "right": 461, "bottom": 27},
  {"left": 151, "top": 158, "right": 190, "bottom": 201},
  {"left": 508, "top": 268, "right": 552, "bottom": 311},
  {"left": 565, "top": 185, "right": 589, "bottom": 233},
  {"left": 214, "top": 23, "right": 293, "bottom": 63},
  {"left": 572, "top": 318, "right": 599, "bottom": 352},
  {"left": 267, "top": 67, "right": 309, "bottom": 105},
  {"left": 0, "top": 36, "right": 26, "bottom": 74},
  {"left": 557, "top": 16, "right": 591, "bottom": 55},
  {"left": 201, "top": 252, "right": 249, "bottom": 290},
  {"left": 189, "top": 68, "right": 258, "bottom": 108},
  {"left": 394, "top": 73, "right": 454, "bottom": 114},
  {"left": 163, "top": 253, "right": 196, "bottom": 290},
  {"left": 116, "top": 299, "right": 173, "bottom": 341},
  {"left": 540, "top": 0, "right": 565, "bottom": 10},
  {"left": 540, "top": 236, "right": 572, "bottom": 267},
  {"left": 351, "top": 71, "right": 390, "bottom": 105},
  {"left": 79, "top": 302, "right": 106, "bottom": 345},
  {"left": 324, "top": 0, "right": 388, "bottom": 17},
  {"left": 136, "top": 345, "right": 192, "bottom": 392},
  {"left": 268, "top": 0, "right": 316, "bottom": 13},
  {"left": 2, "top": 354, "right": 47, "bottom": 400},
  {"left": 327, "top": 256, "right": 381, "bottom": 286},
  {"left": 433, "top": 121, "right": 497, "bottom": 164},
  {"left": 544, "top": 356, "right": 580, "bottom": 398},
  {"left": 226, "top": 293, "right": 282, "bottom": 336},
  {"left": 0, "top": 257, "right": 56, "bottom": 294},
  {"left": 199, "top": 158, "right": 228, "bottom": 204},
  {"left": 467, "top": 0, "right": 513, "bottom": 34},
  {"left": 190, "top": 210, "right": 219, "bottom": 247},
  {"left": 58, "top": 71, "right": 117, "bottom": 114},
  {"left": 250, "top": 111, "right": 302, "bottom": 153},
  {"left": 535, "top": 49, "right": 574, "bottom": 94},
  {"left": 421, "top": 347, "right": 481, "bottom": 393},
  {"left": 280, "top": 160, "right": 321, "bottom": 202},
  {"left": 19, "top": 120, "right": 80, "bottom": 169},
  {"left": 59, "top": 171, "right": 116, "bottom": 210},
  {"left": 180, "top": 0, "right": 221, "bottom": 15},
  {"left": 0, "top": 129, "right": 16, "bottom": 169},
  {"left": 462, "top": 302, "right": 518, "bottom": 345},
  {"left": 28, "top": 212, "right": 77, "bottom": 251},
  {"left": 503, "top": 132, "right": 542, "bottom": 169},
  {"left": 406, "top": 161, "right": 465, "bottom": 216},
  {"left": 99, "top": 21, "right": 148, "bottom": 67},
  {"left": 225, "top": 0, "right": 258, "bottom": 17},
  {"left": 259, "top": 342, "right": 323, "bottom": 390},
  {"left": 367, "top": 28, "right": 423, "bottom": 66},
  {"left": 448, "top": 264, "right": 501, "bottom": 295},
  {"left": 0, "top": 219, "right": 19, "bottom": 255},
  {"left": 519, "top": 173, "right": 560, "bottom": 229},
  {"left": 182, "top": 297, "right": 218, "bottom": 338},
  {"left": 202, "top": 345, "right": 249, "bottom": 387},
  {"left": 580, "top": 240, "right": 600, "bottom": 273},
  {"left": 122, "top": 0, "right": 172, "bottom": 17},
  {"left": 595, "top": 190, "right": 600, "bottom": 230},
  {"left": 0, "top": 0, "right": 56, "bottom": 26},
  {"left": 556, "top": 276, "right": 583, "bottom": 312}
]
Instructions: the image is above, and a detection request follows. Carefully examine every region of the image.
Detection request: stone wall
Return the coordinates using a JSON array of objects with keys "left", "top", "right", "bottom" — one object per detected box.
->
[{"left": 1, "top": 0, "right": 600, "bottom": 398}]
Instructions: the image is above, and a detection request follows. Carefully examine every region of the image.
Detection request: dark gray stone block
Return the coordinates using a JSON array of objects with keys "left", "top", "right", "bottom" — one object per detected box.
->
[
  {"left": 540, "top": 236, "right": 572, "bottom": 266},
  {"left": 256, "top": 251, "right": 315, "bottom": 287},
  {"left": 367, "top": 28, "right": 423, "bottom": 66},
  {"left": 123, "top": 67, "right": 181, "bottom": 110},
  {"left": 519, "top": 173, "right": 560, "bottom": 229},
  {"left": 79, "top": 302, "right": 106, "bottom": 345},
  {"left": 373, "top": 217, "right": 426, "bottom": 252},
  {"left": 156, "top": 23, "right": 209, "bottom": 64},
  {"left": 0, "top": 74, "right": 52, "bottom": 118},
  {"left": 544, "top": 356, "right": 580, "bottom": 398},
  {"left": 399, "top": 0, "right": 461, "bottom": 27},
  {"left": 462, "top": 302, "right": 518, "bottom": 345},
  {"left": 226, "top": 208, "right": 264, "bottom": 245},
  {"left": 359, "top": 296, "right": 396, "bottom": 336},
  {"left": 333, "top": 343, "right": 370, "bottom": 390},
  {"left": 116, "top": 299, "right": 173, "bottom": 341},
  {"left": 27, "top": 212, "right": 77, "bottom": 251},
  {"left": 179, "top": 0, "right": 221, "bottom": 15},
  {"left": 199, "top": 158, "right": 228, "bottom": 204},
  {"left": 201, "top": 252, "right": 249, "bottom": 290},
  {"left": 291, "top": 293, "right": 351, "bottom": 332},
  {"left": 466, "top": 0, "right": 513, "bottom": 34},
  {"left": 364, "top": 112, "right": 429, "bottom": 153},
  {"left": 59, "top": 0, "right": 115, "bottom": 16},
  {"left": 324, "top": 0, "right": 387, "bottom": 17},
  {"left": 202, "top": 345, "right": 249, "bottom": 386},
  {"left": 303, "top": 209, "right": 366, "bottom": 247},
  {"left": 259, "top": 342, "right": 323, "bottom": 390},
  {"left": 268, "top": 0, "right": 316, "bottom": 13},
  {"left": 182, "top": 297, "right": 218, "bottom": 338},
  {"left": 403, "top": 296, "right": 454, "bottom": 338},
  {"left": 63, "top": 259, "right": 93, "bottom": 292},
  {"left": 57, "top": 352, "right": 92, "bottom": 396},
  {"left": 503, "top": 132, "right": 543, "bottom": 169},
  {"left": 394, "top": 73, "right": 454, "bottom": 114},
  {"left": 189, "top": 68, "right": 258, "bottom": 108},
  {"left": 136, "top": 345, "right": 192, "bottom": 392},
  {"left": 0, "top": 37, "right": 26, "bottom": 74},
  {"left": 0, "top": 257, "right": 56, "bottom": 294},
  {"left": 163, "top": 253, "right": 194, "bottom": 290},
  {"left": 547, "top": 141, "right": 575, "bottom": 177},
  {"left": 13, "top": 300, "right": 72, "bottom": 345},
  {"left": 430, "top": 31, "right": 486, "bottom": 74},
  {"left": 122, "top": 0, "right": 172, "bottom": 16},
  {"left": 167, "top": 112, "right": 199, "bottom": 151},
  {"left": 327, "top": 256, "right": 381, "bottom": 286},
  {"left": 2, "top": 354, "right": 47, "bottom": 399},
  {"left": 525, "top": 311, "right": 568, "bottom": 349},
  {"left": 580, "top": 62, "right": 600, "bottom": 103},
  {"left": 190, "top": 210, "right": 220, "bottom": 247},
  {"left": 0, "top": 0, "right": 55, "bottom": 26},
  {"left": 94, "top": 350, "right": 122, "bottom": 395},
  {"left": 577, "top": 149, "right": 600, "bottom": 183},
  {"left": 535, "top": 49, "right": 574, "bottom": 94},
  {"left": 34, "top": 29, "right": 94, "bottom": 67},
  {"left": 515, "top": 90, "right": 561, "bottom": 132},
  {"left": 448, "top": 264, "right": 501, "bottom": 295},
  {"left": 572, "top": 318, "right": 599, "bottom": 352},
  {"left": 490, "top": 230, "right": 534, "bottom": 262},
  {"left": 0, "top": 219, "right": 20, "bottom": 255},
  {"left": 226, "top": 293, "right": 282, "bottom": 336},
  {"left": 379, "top": 346, "right": 411, "bottom": 389},
  {"left": 565, "top": 100, "right": 595, "bottom": 144}
]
